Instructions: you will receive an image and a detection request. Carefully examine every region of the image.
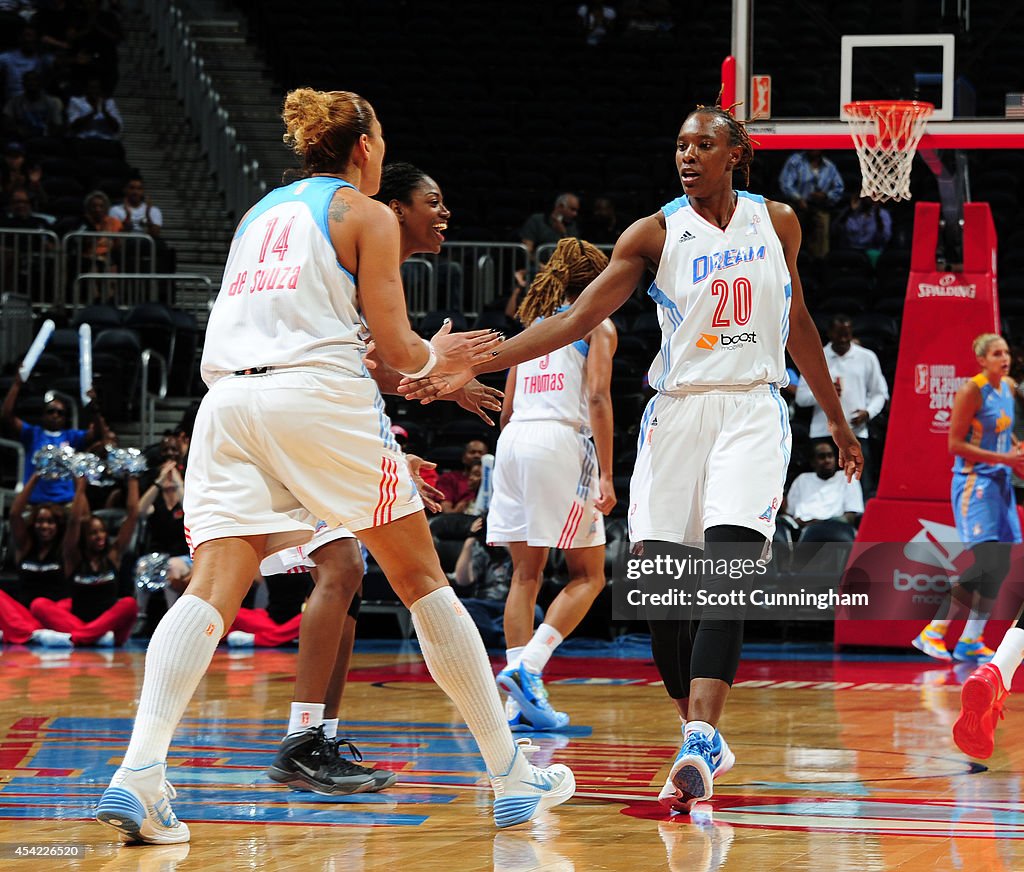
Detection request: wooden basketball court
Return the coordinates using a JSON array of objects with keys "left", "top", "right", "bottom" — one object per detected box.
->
[{"left": 3, "top": 642, "right": 1022, "bottom": 871}]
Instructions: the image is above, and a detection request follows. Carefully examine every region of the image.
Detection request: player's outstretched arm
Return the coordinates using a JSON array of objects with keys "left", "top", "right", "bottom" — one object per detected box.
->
[{"left": 399, "top": 214, "right": 661, "bottom": 400}]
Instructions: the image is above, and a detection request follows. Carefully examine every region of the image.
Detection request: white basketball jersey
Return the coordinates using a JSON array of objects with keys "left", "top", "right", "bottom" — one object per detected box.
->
[
  {"left": 511, "top": 313, "right": 590, "bottom": 431},
  {"left": 647, "top": 192, "right": 791, "bottom": 393},
  {"left": 202, "top": 177, "right": 367, "bottom": 384}
]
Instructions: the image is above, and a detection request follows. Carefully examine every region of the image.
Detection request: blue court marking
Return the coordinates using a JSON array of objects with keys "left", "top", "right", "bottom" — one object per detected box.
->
[
  {"left": 746, "top": 780, "right": 871, "bottom": 796},
  {"left": 2, "top": 716, "right": 531, "bottom": 826}
]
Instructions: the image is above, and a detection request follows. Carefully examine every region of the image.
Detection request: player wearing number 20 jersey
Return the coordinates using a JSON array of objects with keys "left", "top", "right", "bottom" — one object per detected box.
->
[{"left": 630, "top": 192, "right": 793, "bottom": 546}]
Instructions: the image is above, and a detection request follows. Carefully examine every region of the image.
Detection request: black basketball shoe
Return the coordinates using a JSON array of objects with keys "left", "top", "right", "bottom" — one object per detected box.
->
[
  {"left": 266, "top": 726, "right": 376, "bottom": 795},
  {"left": 333, "top": 738, "right": 398, "bottom": 792}
]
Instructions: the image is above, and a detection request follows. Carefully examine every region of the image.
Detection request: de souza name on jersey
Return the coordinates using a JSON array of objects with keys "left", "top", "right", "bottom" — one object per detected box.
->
[{"left": 691, "top": 245, "right": 767, "bottom": 284}]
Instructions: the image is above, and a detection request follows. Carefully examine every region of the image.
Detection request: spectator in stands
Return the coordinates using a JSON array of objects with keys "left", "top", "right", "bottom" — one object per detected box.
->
[
  {"left": 110, "top": 172, "right": 161, "bottom": 237},
  {"left": 138, "top": 458, "right": 187, "bottom": 557},
  {"left": 832, "top": 191, "right": 892, "bottom": 260},
  {"left": 437, "top": 438, "right": 487, "bottom": 512},
  {"left": 60, "top": 189, "right": 123, "bottom": 271},
  {"left": 60, "top": 0, "right": 123, "bottom": 95},
  {"left": 110, "top": 171, "right": 175, "bottom": 272},
  {"left": 1, "top": 380, "right": 109, "bottom": 504},
  {"left": 453, "top": 514, "right": 515, "bottom": 646},
  {"left": 584, "top": 195, "right": 622, "bottom": 245},
  {"left": 0, "top": 24, "right": 52, "bottom": 101},
  {"left": 0, "top": 473, "right": 70, "bottom": 643},
  {"left": 782, "top": 442, "right": 864, "bottom": 541},
  {"left": 0, "top": 185, "right": 48, "bottom": 228},
  {"left": 28, "top": 472, "right": 139, "bottom": 647},
  {"left": 3, "top": 70, "right": 62, "bottom": 139},
  {"left": 577, "top": 4, "right": 617, "bottom": 45},
  {"left": 2, "top": 140, "right": 46, "bottom": 211},
  {"left": 794, "top": 314, "right": 889, "bottom": 496},
  {"left": 778, "top": 150, "right": 844, "bottom": 259},
  {"left": 66, "top": 77, "right": 122, "bottom": 140},
  {"left": 520, "top": 192, "right": 580, "bottom": 264}
]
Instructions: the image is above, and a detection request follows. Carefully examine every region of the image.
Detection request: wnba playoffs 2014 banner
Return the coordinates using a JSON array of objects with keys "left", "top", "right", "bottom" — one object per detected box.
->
[
  {"left": 875, "top": 202, "right": 1000, "bottom": 501},
  {"left": 837, "top": 202, "right": 1002, "bottom": 648}
]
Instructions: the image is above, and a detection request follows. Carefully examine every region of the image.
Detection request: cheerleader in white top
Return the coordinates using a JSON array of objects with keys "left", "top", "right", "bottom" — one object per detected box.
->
[
  {"left": 401, "top": 97, "right": 863, "bottom": 812},
  {"left": 96, "top": 91, "right": 575, "bottom": 845},
  {"left": 489, "top": 238, "right": 617, "bottom": 731}
]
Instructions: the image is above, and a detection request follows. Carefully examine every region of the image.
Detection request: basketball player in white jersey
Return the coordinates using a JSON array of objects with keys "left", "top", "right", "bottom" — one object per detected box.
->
[
  {"left": 489, "top": 238, "right": 617, "bottom": 731},
  {"left": 96, "top": 90, "right": 575, "bottom": 844},
  {"left": 259, "top": 163, "right": 504, "bottom": 797},
  {"left": 401, "top": 100, "right": 862, "bottom": 811}
]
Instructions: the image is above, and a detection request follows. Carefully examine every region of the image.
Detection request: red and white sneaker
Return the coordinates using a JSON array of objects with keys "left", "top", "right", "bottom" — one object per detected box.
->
[{"left": 953, "top": 663, "right": 1009, "bottom": 759}]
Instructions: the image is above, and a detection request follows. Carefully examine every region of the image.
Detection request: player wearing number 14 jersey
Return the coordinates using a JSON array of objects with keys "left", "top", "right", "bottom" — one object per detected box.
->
[{"left": 402, "top": 99, "right": 863, "bottom": 813}]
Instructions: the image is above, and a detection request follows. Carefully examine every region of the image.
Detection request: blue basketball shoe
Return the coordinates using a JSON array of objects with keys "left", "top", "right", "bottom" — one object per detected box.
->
[
  {"left": 490, "top": 741, "right": 575, "bottom": 828},
  {"left": 659, "top": 728, "right": 735, "bottom": 813},
  {"left": 497, "top": 664, "right": 570, "bottom": 731},
  {"left": 96, "top": 762, "right": 190, "bottom": 844},
  {"left": 953, "top": 638, "right": 995, "bottom": 664}
]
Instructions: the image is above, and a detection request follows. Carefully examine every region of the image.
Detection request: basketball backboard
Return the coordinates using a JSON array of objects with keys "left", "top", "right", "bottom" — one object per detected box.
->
[{"left": 725, "top": 1, "right": 1024, "bottom": 150}]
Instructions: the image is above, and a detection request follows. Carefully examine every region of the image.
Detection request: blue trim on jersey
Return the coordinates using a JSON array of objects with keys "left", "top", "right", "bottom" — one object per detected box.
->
[
  {"left": 661, "top": 196, "right": 689, "bottom": 218},
  {"left": 769, "top": 385, "right": 791, "bottom": 487},
  {"left": 783, "top": 281, "right": 792, "bottom": 300},
  {"left": 572, "top": 339, "right": 590, "bottom": 358},
  {"left": 637, "top": 395, "right": 658, "bottom": 454},
  {"left": 235, "top": 177, "right": 358, "bottom": 283},
  {"left": 576, "top": 438, "right": 597, "bottom": 500},
  {"left": 736, "top": 191, "right": 766, "bottom": 204},
  {"left": 373, "top": 389, "right": 400, "bottom": 452}
]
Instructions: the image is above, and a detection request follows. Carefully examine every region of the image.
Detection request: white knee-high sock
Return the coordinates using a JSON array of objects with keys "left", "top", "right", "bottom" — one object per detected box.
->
[
  {"left": 520, "top": 623, "right": 563, "bottom": 674},
  {"left": 411, "top": 587, "right": 516, "bottom": 776},
  {"left": 121, "top": 595, "right": 224, "bottom": 769},
  {"left": 992, "top": 628, "right": 1024, "bottom": 689},
  {"left": 505, "top": 646, "right": 524, "bottom": 670}
]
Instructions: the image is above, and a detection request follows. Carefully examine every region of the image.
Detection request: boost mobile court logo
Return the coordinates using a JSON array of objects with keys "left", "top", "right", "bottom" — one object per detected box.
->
[{"left": 902, "top": 519, "right": 966, "bottom": 572}]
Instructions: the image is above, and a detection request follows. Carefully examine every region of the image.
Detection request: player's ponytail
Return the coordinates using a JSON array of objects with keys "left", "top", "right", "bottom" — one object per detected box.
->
[
  {"left": 282, "top": 88, "right": 376, "bottom": 179},
  {"left": 516, "top": 238, "right": 609, "bottom": 326}
]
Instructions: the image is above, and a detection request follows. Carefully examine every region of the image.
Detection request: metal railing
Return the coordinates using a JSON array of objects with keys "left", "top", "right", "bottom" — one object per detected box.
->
[
  {"left": 0, "top": 228, "right": 60, "bottom": 307},
  {"left": 63, "top": 231, "right": 157, "bottom": 301},
  {"left": 0, "top": 292, "right": 34, "bottom": 369},
  {"left": 72, "top": 272, "right": 214, "bottom": 313},
  {"left": 401, "top": 242, "right": 530, "bottom": 318},
  {"left": 144, "top": 0, "right": 267, "bottom": 219},
  {"left": 140, "top": 349, "right": 168, "bottom": 447}
]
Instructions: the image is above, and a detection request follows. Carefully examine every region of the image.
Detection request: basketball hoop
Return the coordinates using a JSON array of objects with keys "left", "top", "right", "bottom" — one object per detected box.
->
[{"left": 843, "top": 100, "right": 934, "bottom": 202}]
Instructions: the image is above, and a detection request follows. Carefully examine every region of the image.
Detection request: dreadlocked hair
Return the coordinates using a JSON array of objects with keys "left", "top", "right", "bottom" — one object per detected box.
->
[
  {"left": 690, "top": 88, "right": 755, "bottom": 186},
  {"left": 517, "top": 238, "right": 609, "bottom": 326}
]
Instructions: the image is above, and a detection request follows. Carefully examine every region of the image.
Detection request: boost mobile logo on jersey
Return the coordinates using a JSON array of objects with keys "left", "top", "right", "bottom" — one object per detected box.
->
[
  {"left": 696, "top": 332, "right": 757, "bottom": 350},
  {"left": 696, "top": 333, "right": 719, "bottom": 350}
]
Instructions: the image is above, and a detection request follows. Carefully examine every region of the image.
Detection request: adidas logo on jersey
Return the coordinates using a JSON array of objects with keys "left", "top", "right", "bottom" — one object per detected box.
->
[{"left": 678, "top": 230, "right": 696, "bottom": 243}]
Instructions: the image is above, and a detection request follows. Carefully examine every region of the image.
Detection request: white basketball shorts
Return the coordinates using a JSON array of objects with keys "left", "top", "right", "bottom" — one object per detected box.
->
[
  {"left": 184, "top": 366, "right": 422, "bottom": 556},
  {"left": 258, "top": 522, "right": 356, "bottom": 575},
  {"left": 628, "top": 385, "right": 791, "bottom": 547},
  {"left": 487, "top": 420, "right": 606, "bottom": 549}
]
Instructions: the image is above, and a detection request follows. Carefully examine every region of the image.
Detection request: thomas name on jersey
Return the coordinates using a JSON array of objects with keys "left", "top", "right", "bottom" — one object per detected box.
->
[
  {"left": 692, "top": 245, "right": 767, "bottom": 284},
  {"left": 522, "top": 372, "right": 566, "bottom": 394}
]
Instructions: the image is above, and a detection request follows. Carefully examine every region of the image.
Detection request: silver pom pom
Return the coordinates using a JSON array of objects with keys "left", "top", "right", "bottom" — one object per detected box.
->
[
  {"left": 134, "top": 552, "right": 170, "bottom": 591},
  {"left": 68, "top": 452, "right": 106, "bottom": 484},
  {"left": 33, "top": 443, "right": 67, "bottom": 479},
  {"left": 106, "top": 447, "right": 148, "bottom": 478}
]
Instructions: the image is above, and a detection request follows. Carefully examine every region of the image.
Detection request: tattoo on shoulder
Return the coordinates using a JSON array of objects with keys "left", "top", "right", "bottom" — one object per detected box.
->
[{"left": 328, "top": 196, "right": 352, "bottom": 224}]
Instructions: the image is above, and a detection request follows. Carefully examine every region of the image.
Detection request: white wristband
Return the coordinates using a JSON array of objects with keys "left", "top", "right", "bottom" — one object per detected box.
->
[{"left": 399, "top": 338, "right": 438, "bottom": 379}]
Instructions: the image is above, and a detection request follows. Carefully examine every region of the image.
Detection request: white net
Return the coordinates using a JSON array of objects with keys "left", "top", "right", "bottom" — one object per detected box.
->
[{"left": 844, "top": 101, "right": 934, "bottom": 202}]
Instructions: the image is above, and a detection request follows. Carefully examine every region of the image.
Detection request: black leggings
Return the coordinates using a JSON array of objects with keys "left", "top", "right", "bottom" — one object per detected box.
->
[
  {"left": 956, "top": 542, "right": 1011, "bottom": 603},
  {"left": 647, "top": 525, "right": 766, "bottom": 699}
]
